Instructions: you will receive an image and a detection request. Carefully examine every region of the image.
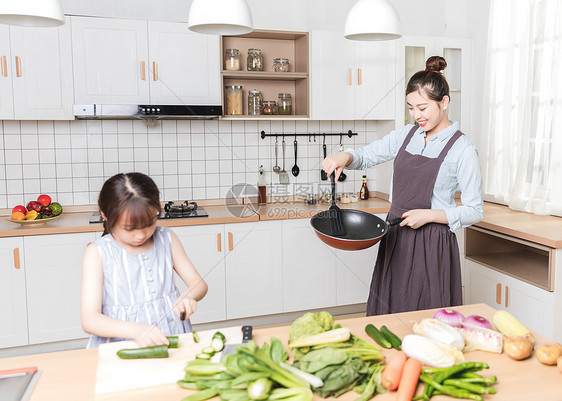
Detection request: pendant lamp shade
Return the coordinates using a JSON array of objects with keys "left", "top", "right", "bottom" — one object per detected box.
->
[
  {"left": 344, "top": 0, "right": 401, "bottom": 41},
  {"left": 0, "top": 0, "right": 64, "bottom": 27},
  {"left": 188, "top": 0, "right": 253, "bottom": 35}
]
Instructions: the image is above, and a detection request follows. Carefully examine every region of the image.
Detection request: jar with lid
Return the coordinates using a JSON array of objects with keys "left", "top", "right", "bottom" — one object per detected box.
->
[
  {"left": 262, "top": 101, "right": 277, "bottom": 115},
  {"left": 248, "top": 89, "right": 263, "bottom": 116},
  {"left": 277, "top": 93, "right": 292, "bottom": 115},
  {"left": 247, "top": 48, "right": 263, "bottom": 71},
  {"left": 272, "top": 58, "right": 290, "bottom": 72},
  {"left": 224, "top": 48, "right": 241, "bottom": 71},
  {"left": 225, "top": 85, "right": 243, "bottom": 115}
]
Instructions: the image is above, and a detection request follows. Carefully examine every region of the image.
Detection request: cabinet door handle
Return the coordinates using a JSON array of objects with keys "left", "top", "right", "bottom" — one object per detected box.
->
[
  {"left": 13, "top": 248, "right": 21, "bottom": 269},
  {"left": 348, "top": 68, "right": 352, "bottom": 85},
  {"left": 1, "top": 56, "right": 7, "bottom": 77},
  {"left": 15, "top": 56, "right": 22, "bottom": 77},
  {"left": 228, "top": 232, "right": 233, "bottom": 251},
  {"left": 217, "top": 233, "right": 222, "bottom": 252},
  {"left": 505, "top": 286, "right": 509, "bottom": 307},
  {"left": 153, "top": 61, "right": 158, "bottom": 81},
  {"left": 140, "top": 61, "right": 146, "bottom": 80},
  {"left": 495, "top": 283, "right": 502, "bottom": 304},
  {"left": 357, "top": 68, "right": 362, "bottom": 85}
]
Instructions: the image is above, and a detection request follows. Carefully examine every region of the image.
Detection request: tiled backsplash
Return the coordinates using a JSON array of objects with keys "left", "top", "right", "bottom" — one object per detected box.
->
[{"left": 0, "top": 119, "right": 395, "bottom": 209}]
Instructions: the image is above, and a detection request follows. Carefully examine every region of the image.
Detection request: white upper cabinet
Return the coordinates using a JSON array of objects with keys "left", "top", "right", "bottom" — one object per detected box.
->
[
  {"left": 71, "top": 17, "right": 220, "bottom": 105},
  {"left": 311, "top": 30, "right": 396, "bottom": 121},
  {"left": 71, "top": 17, "right": 150, "bottom": 104},
  {"left": 0, "top": 17, "right": 73, "bottom": 120},
  {"left": 148, "top": 21, "right": 220, "bottom": 105}
]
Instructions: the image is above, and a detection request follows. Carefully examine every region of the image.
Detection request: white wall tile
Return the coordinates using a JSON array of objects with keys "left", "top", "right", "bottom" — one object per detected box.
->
[
  {"left": 3, "top": 121, "right": 20, "bottom": 134},
  {"left": 148, "top": 147, "right": 163, "bottom": 162},
  {"left": 6, "top": 165, "right": 23, "bottom": 179},
  {"left": 5, "top": 151, "right": 22, "bottom": 165},
  {"left": 22, "top": 165, "right": 40, "bottom": 179}
]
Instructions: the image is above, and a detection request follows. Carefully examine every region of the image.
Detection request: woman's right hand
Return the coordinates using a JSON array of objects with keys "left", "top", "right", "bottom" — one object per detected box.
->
[
  {"left": 321, "top": 151, "right": 353, "bottom": 181},
  {"left": 131, "top": 323, "right": 169, "bottom": 347}
]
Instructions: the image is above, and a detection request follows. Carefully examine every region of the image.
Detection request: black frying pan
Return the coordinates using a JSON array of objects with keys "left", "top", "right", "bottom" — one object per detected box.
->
[{"left": 310, "top": 209, "right": 403, "bottom": 251}]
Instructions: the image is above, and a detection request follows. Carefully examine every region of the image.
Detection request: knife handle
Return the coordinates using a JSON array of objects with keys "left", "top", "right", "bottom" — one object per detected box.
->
[{"left": 241, "top": 325, "right": 253, "bottom": 343}]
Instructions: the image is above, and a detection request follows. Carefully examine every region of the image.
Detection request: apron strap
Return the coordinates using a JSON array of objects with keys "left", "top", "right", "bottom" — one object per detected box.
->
[
  {"left": 437, "top": 130, "right": 463, "bottom": 159},
  {"left": 398, "top": 125, "right": 419, "bottom": 154}
]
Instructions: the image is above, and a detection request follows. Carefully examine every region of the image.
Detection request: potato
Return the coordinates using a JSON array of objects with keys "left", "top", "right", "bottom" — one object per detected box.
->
[
  {"left": 503, "top": 335, "right": 533, "bottom": 360},
  {"left": 535, "top": 344, "right": 560, "bottom": 365},
  {"left": 558, "top": 356, "right": 562, "bottom": 373}
]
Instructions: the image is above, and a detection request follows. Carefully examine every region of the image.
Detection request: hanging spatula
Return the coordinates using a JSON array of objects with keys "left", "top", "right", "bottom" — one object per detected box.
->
[{"left": 279, "top": 138, "right": 290, "bottom": 185}]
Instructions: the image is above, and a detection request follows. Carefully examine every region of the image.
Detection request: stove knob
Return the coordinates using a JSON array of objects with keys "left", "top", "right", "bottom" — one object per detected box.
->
[
  {"left": 141, "top": 108, "right": 146, "bottom": 113},
  {"left": 156, "top": 108, "right": 161, "bottom": 113},
  {"left": 151, "top": 108, "right": 156, "bottom": 113}
]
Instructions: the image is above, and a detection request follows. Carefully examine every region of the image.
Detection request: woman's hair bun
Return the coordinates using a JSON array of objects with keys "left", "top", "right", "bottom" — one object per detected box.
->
[{"left": 425, "top": 56, "right": 447, "bottom": 72}]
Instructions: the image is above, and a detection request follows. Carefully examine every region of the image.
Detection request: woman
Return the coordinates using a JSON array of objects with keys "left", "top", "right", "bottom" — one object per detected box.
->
[{"left": 322, "top": 56, "right": 483, "bottom": 315}]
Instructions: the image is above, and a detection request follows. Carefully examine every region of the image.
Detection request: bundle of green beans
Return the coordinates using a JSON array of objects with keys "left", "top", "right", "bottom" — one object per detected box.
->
[{"left": 413, "top": 362, "right": 497, "bottom": 401}]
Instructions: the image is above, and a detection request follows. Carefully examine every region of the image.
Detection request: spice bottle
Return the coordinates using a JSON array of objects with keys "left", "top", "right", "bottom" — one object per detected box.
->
[
  {"left": 247, "top": 48, "right": 264, "bottom": 71},
  {"left": 225, "top": 85, "right": 243, "bottom": 115},
  {"left": 224, "top": 48, "right": 241, "bottom": 71},
  {"left": 277, "top": 93, "right": 292, "bottom": 115},
  {"left": 360, "top": 175, "right": 369, "bottom": 200},
  {"left": 262, "top": 101, "right": 277, "bottom": 115},
  {"left": 272, "top": 58, "right": 290, "bottom": 72},
  {"left": 248, "top": 89, "right": 263, "bottom": 115}
]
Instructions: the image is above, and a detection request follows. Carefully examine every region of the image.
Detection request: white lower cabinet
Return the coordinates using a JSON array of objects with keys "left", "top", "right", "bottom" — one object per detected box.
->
[
  {"left": 23, "top": 233, "right": 94, "bottom": 344},
  {"left": 225, "top": 221, "right": 283, "bottom": 319},
  {"left": 0, "top": 237, "right": 28, "bottom": 348},
  {"left": 463, "top": 259, "right": 555, "bottom": 340},
  {"left": 173, "top": 225, "right": 227, "bottom": 324},
  {"left": 335, "top": 245, "right": 379, "bottom": 306},
  {"left": 281, "top": 219, "right": 337, "bottom": 312}
]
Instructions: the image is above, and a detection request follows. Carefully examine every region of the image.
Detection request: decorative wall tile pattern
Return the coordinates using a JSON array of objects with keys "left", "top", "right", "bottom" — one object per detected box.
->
[{"left": 0, "top": 119, "right": 395, "bottom": 209}]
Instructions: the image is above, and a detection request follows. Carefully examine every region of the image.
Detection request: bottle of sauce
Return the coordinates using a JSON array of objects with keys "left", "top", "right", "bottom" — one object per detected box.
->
[
  {"left": 258, "top": 165, "right": 267, "bottom": 205},
  {"left": 360, "top": 175, "right": 369, "bottom": 200}
]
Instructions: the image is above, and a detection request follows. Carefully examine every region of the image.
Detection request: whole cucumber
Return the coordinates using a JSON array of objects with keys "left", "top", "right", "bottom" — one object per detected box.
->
[
  {"left": 380, "top": 325, "right": 402, "bottom": 350},
  {"left": 365, "top": 324, "right": 392, "bottom": 348},
  {"left": 116, "top": 344, "right": 169, "bottom": 359}
]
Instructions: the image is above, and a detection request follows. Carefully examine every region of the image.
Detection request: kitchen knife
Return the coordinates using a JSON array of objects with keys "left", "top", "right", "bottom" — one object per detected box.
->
[{"left": 219, "top": 325, "right": 253, "bottom": 361}]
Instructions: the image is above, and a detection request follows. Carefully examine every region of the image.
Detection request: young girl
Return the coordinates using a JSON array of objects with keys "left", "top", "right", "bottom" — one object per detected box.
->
[
  {"left": 322, "top": 56, "right": 483, "bottom": 315},
  {"left": 81, "top": 172, "right": 208, "bottom": 348}
]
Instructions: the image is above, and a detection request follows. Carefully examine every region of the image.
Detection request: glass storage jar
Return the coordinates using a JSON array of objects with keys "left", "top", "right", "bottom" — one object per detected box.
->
[
  {"left": 272, "top": 58, "right": 290, "bottom": 72},
  {"left": 224, "top": 48, "right": 241, "bottom": 71},
  {"left": 262, "top": 101, "right": 277, "bottom": 115},
  {"left": 248, "top": 89, "right": 263, "bottom": 115},
  {"left": 277, "top": 93, "right": 292, "bottom": 115},
  {"left": 225, "top": 85, "right": 243, "bottom": 115},
  {"left": 247, "top": 48, "right": 264, "bottom": 71}
]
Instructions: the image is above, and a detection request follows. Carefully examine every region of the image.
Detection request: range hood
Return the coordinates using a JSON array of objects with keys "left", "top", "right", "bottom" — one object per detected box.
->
[{"left": 74, "top": 104, "right": 222, "bottom": 120}]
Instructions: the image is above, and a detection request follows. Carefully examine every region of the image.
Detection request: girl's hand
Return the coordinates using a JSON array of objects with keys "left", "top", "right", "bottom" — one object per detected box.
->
[
  {"left": 400, "top": 209, "right": 448, "bottom": 229},
  {"left": 174, "top": 295, "right": 197, "bottom": 322},
  {"left": 321, "top": 152, "right": 353, "bottom": 182},
  {"left": 131, "top": 323, "right": 169, "bottom": 347}
]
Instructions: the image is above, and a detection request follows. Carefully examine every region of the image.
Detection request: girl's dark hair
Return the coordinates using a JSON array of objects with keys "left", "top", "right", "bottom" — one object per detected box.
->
[
  {"left": 406, "top": 56, "right": 450, "bottom": 101},
  {"left": 98, "top": 172, "right": 161, "bottom": 235}
]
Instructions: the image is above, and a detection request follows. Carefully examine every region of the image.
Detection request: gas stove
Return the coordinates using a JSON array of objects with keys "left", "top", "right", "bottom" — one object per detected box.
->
[{"left": 89, "top": 201, "right": 209, "bottom": 224}]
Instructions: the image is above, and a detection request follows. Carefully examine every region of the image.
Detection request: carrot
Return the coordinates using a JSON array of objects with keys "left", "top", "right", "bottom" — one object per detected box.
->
[
  {"left": 381, "top": 350, "right": 408, "bottom": 390},
  {"left": 396, "top": 357, "right": 422, "bottom": 401}
]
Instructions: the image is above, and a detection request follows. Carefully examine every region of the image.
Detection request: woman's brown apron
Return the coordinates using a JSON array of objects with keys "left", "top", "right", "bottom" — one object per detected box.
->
[{"left": 366, "top": 125, "right": 463, "bottom": 315}]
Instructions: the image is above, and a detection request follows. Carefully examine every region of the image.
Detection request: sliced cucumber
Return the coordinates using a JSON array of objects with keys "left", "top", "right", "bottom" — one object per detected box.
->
[
  {"left": 192, "top": 331, "right": 200, "bottom": 343},
  {"left": 201, "top": 346, "right": 216, "bottom": 356},
  {"left": 211, "top": 337, "right": 225, "bottom": 352},
  {"left": 196, "top": 352, "right": 212, "bottom": 360},
  {"left": 213, "top": 331, "right": 226, "bottom": 341}
]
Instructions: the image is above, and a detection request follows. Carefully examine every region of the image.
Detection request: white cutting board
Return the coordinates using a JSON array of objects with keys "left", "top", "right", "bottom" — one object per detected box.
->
[{"left": 95, "top": 326, "right": 243, "bottom": 395}]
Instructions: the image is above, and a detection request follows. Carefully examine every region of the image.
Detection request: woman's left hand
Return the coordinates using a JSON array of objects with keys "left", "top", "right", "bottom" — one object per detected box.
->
[
  {"left": 400, "top": 209, "right": 440, "bottom": 229},
  {"left": 174, "top": 295, "right": 197, "bottom": 321}
]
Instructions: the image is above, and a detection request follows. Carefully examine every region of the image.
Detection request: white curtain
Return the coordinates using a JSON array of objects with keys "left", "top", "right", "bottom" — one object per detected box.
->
[{"left": 481, "top": 0, "right": 562, "bottom": 216}]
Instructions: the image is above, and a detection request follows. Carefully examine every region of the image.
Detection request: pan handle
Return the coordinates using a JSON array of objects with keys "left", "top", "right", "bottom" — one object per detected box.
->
[{"left": 387, "top": 217, "right": 405, "bottom": 226}]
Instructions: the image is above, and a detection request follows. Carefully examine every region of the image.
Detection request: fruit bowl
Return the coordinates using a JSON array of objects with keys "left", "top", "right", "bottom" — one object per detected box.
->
[{"left": 7, "top": 214, "right": 62, "bottom": 227}]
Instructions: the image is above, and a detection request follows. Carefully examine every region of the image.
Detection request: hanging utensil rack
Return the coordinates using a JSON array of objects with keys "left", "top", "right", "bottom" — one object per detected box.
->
[{"left": 260, "top": 130, "right": 357, "bottom": 139}]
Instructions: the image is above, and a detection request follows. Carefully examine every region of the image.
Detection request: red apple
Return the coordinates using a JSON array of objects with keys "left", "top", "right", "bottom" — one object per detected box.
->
[
  {"left": 12, "top": 205, "right": 27, "bottom": 215},
  {"left": 37, "top": 194, "right": 52, "bottom": 206}
]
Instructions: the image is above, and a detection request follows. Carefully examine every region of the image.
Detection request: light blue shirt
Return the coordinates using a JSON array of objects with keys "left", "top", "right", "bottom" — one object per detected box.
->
[{"left": 347, "top": 122, "right": 483, "bottom": 233}]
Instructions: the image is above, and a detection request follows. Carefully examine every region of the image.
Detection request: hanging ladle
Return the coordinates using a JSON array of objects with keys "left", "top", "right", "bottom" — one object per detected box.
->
[
  {"left": 291, "top": 139, "right": 300, "bottom": 177},
  {"left": 273, "top": 137, "right": 281, "bottom": 173}
]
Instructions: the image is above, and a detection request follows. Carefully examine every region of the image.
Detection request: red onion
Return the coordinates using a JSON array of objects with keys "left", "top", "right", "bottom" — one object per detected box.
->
[
  {"left": 432, "top": 309, "right": 465, "bottom": 327},
  {"left": 462, "top": 315, "right": 493, "bottom": 330}
]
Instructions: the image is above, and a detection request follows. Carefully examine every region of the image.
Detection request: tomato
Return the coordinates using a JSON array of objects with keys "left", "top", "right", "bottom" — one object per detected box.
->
[
  {"left": 12, "top": 205, "right": 27, "bottom": 215},
  {"left": 37, "top": 194, "right": 52, "bottom": 206}
]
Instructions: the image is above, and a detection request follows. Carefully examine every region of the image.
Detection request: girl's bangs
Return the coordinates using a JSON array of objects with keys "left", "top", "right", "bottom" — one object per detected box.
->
[{"left": 120, "top": 200, "right": 160, "bottom": 229}]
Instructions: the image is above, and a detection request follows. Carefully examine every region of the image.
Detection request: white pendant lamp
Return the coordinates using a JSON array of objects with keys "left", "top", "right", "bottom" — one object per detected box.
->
[
  {"left": 188, "top": 0, "right": 253, "bottom": 35},
  {"left": 0, "top": 0, "right": 64, "bottom": 27},
  {"left": 344, "top": 0, "right": 402, "bottom": 41}
]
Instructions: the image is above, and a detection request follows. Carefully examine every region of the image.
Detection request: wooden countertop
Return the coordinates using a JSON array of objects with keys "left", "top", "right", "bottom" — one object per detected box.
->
[
  {"left": 1, "top": 199, "right": 561, "bottom": 249},
  {"left": 0, "top": 304, "right": 560, "bottom": 401}
]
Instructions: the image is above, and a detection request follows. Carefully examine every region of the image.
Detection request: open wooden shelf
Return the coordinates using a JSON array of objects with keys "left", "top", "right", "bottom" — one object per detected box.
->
[{"left": 465, "top": 226, "right": 554, "bottom": 291}]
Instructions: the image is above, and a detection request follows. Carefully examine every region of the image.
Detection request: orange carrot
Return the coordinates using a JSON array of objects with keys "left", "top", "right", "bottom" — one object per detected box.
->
[
  {"left": 396, "top": 357, "right": 422, "bottom": 401},
  {"left": 381, "top": 350, "right": 408, "bottom": 390}
]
